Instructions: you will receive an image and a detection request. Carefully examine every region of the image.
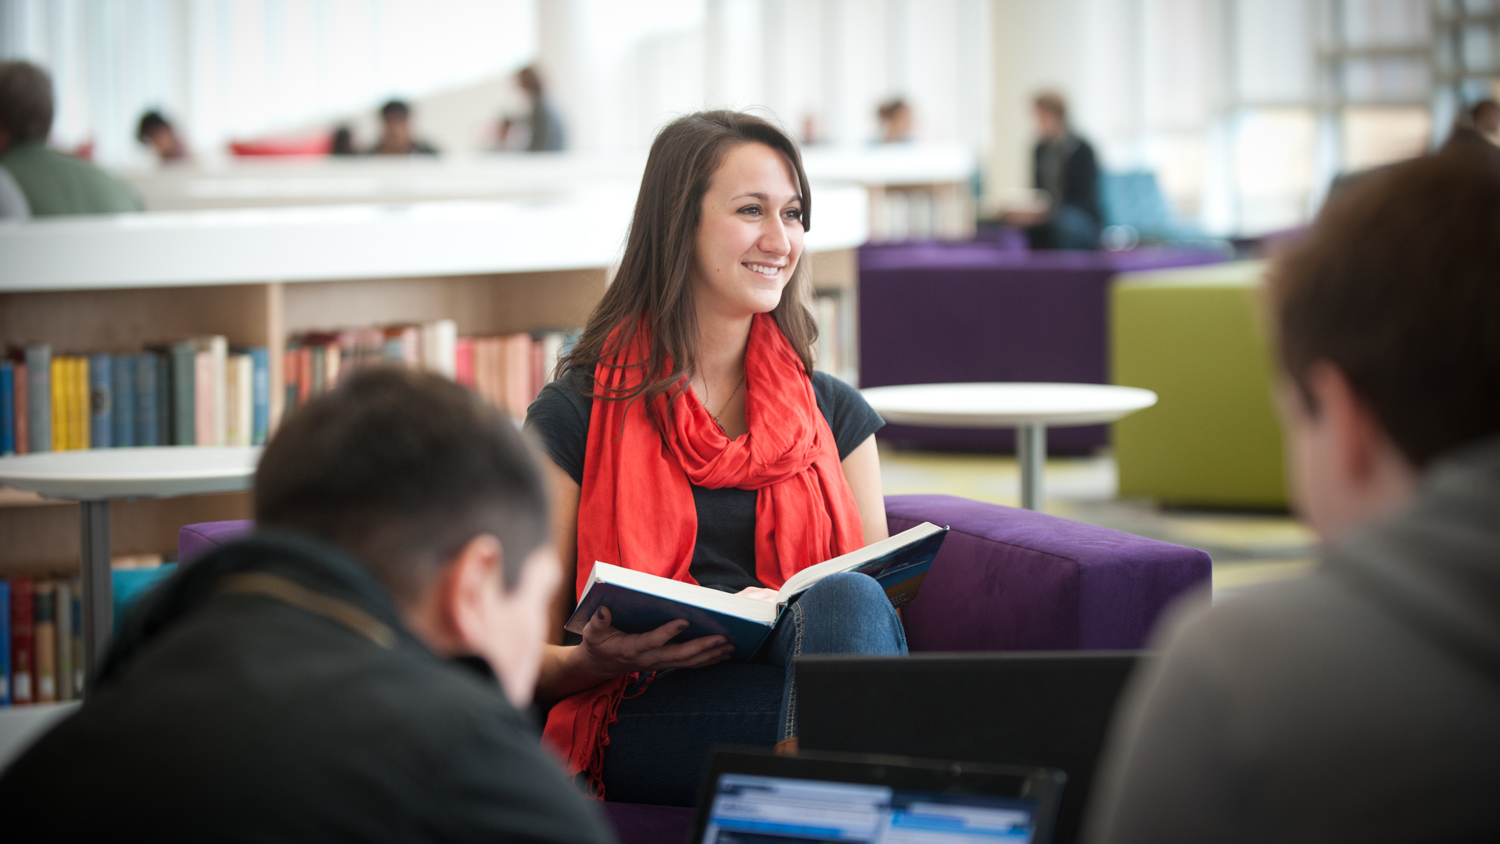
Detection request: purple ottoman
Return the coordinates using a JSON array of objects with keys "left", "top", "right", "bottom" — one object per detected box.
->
[
  {"left": 601, "top": 802, "right": 695, "bottom": 844},
  {"left": 888, "top": 494, "right": 1210, "bottom": 651},
  {"left": 178, "top": 520, "right": 255, "bottom": 564},
  {"left": 858, "top": 241, "right": 1226, "bottom": 454}
]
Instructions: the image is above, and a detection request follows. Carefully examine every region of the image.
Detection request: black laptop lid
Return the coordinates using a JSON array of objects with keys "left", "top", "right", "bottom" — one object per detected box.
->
[
  {"left": 795, "top": 652, "right": 1144, "bottom": 844},
  {"left": 692, "top": 748, "right": 1066, "bottom": 844}
]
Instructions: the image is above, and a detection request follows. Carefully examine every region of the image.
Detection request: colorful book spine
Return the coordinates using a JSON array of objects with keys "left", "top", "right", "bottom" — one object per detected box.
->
[
  {"left": 54, "top": 579, "right": 73, "bottom": 701},
  {"left": 89, "top": 353, "right": 112, "bottom": 448},
  {"left": 155, "top": 352, "right": 172, "bottom": 446},
  {"left": 50, "top": 356, "right": 67, "bottom": 450},
  {"left": 112, "top": 353, "right": 136, "bottom": 448},
  {"left": 71, "top": 581, "right": 83, "bottom": 697},
  {"left": 194, "top": 351, "right": 214, "bottom": 446},
  {"left": 1, "top": 360, "right": 13, "bottom": 455},
  {"left": 74, "top": 356, "right": 91, "bottom": 450},
  {"left": 10, "top": 577, "right": 33, "bottom": 705},
  {"left": 134, "top": 352, "right": 159, "bottom": 447},
  {"left": 171, "top": 342, "right": 196, "bottom": 446},
  {"left": 24, "top": 344, "right": 50, "bottom": 452},
  {"left": 33, "top": 580, "right": 56, "bottom": 703},
  {"left": 13, "top": 362, "right": 28, "bottom": 454},
  {"left": 248, "top": 347, "right": 269, "bottom": 445},
  {"left": 0, "top": 579, "right": 10, "bottom": 706}
]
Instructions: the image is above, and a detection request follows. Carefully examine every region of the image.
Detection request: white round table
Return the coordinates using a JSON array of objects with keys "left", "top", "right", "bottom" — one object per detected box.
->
[
  {"left": 0, "top": 447, "right": 260, "bottom": 684},
  {"left": 861, "top": 383, "right": 1158, "bottom": 510}
]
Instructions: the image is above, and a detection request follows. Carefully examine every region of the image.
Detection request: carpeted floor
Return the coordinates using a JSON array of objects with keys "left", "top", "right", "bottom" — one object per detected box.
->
[{"left": 879, "top": 446, "right": 1317, "bottom": 596}]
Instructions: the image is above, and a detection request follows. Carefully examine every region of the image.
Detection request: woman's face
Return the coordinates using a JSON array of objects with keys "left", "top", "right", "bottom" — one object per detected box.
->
[{"left": 690, "top": 142, "right": 806, "bottom": 322}]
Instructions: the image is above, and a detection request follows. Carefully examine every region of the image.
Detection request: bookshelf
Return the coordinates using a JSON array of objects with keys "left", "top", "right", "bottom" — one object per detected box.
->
[{"left": 0, "top": 186, "right": 867, "bottom": 594}]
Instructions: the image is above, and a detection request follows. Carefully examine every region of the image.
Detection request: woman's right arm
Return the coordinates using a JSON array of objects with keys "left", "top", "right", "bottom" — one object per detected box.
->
[{"left": 534, "top": 460, "right": 733, "bottom": 708}]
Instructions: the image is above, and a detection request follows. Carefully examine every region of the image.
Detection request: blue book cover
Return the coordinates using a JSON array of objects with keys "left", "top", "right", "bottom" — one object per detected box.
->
[
  {"left": 248, "top": 347, "right": 269, "bottom": 446},
  {"left": 1, "top": 361, "right": 14, "bottom": 455},
  {"left": 111, "top": 354, "right": 135, "bottom": 448},
  {"left": 0, "top": 579, "right": 10, "bottom": 706},
  {"left": 170, "top": 342, "right": 195, "bottom": 446},
  {"left": 88, "top": 353, "right": 112, "bottom": 449},
  {"left": 565, "top": 523, "right": 948, "bottom": 660},
  {"left": 154, "top": 353, "right": 172, "bottom": 446},
  {"left": 24, "top": 343, "right": 51, "bottom": 452},
  {"left": 134, "top": 352, "right": 158, "bottom": 446}
]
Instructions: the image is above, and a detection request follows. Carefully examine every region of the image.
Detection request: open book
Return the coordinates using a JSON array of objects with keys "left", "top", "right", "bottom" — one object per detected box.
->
[{"left": 564, "top": 522, "right": 949, "bottom": 660}]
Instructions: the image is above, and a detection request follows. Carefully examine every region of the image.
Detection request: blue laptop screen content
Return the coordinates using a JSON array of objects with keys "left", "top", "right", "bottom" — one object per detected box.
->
[{"left": 701, "top": 773, "right": 1038, "bottom": 843}]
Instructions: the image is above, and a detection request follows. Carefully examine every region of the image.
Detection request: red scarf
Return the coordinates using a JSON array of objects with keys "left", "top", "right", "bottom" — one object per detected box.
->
[{"left": 542, "top": 313, "right": 864, "bottom": 795}]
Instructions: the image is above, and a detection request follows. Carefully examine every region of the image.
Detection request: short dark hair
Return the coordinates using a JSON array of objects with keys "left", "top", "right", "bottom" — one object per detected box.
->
[
  {"left": 136, "top": 110, "right": 170, "bottom": 142},
  {"left": 254, "top": 367, "right": 551, "bottom": 598},
  {"left": 0, "top": 61, "right": 55, "bottom": 143},
  {"left": 1033, "top": 91, "right": 1067, "bottom": 121},
  {"left": 1268, "top": 141, "right": 1500, "bottom": 467},
  {"left": 517, "top": 66, "right": 543, "bottom": 96},
  {"left": 877, "top": 98, "right": 909, "bottom": 121},
  {"left": 380, "top": 100, "right": 410, "bottom": 120},
  {"left": 1472, "top": 99, "right": 1498, "bottom": 121}
]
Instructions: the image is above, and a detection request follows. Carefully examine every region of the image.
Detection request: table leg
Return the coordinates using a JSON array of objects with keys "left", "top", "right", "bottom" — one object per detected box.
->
[
  {"left": 79, "top": 500, "right": 112, "bottom": 695},
  {"left": 1018, "top": 424, "right": 1046, "bottom": 511}
]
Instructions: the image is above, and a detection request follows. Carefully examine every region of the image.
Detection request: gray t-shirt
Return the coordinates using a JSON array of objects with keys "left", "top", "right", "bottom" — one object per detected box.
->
[{"left": 1085, "top": 437, "right": 1500, "bottom": 844}]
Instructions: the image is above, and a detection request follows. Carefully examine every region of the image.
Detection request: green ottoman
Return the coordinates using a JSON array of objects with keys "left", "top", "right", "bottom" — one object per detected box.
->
[{"left": 1111, "top": 261, "right": 1288, "bottom": 508}]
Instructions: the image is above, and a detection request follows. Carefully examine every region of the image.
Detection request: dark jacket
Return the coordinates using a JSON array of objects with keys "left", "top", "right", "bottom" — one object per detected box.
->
[
  {"left": 1031, "top": 133, "right": 1103, "bottom": 248},
  {"left": 0, "top": 532, "right": 613, "bottom": 844},
  {"left": 1086, "top": 436, "right": 1500, "bottom": 844}
]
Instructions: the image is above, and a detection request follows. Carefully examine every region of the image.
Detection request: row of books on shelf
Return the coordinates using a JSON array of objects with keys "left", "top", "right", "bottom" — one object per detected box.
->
[
  {"left": 813, "top": 292, "right": 852, "bottom": 379},
  {"left": 0, "top": 578, "right": 83, "bottom": 706},
  {"left": 284, "top": 320, "right": 578, "bottom": 420},
  {"left": 0, "top": 340, "right": 271, "bottom": 456}
]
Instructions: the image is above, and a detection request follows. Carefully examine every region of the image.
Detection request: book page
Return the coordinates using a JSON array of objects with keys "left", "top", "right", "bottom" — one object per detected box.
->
[{"left": 776, "top": 522, "right": 942, "bottom": 601}]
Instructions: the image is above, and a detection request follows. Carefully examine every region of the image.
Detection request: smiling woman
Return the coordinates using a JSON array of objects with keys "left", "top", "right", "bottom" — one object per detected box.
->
[{"left": 522, "top": 111, "right": 904, "bottom": 805}]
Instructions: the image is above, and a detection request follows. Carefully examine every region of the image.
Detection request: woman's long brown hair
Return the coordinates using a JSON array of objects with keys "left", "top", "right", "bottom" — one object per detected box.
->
[{"left": 557, "top": 110, "right": 819, "bottom": 400}]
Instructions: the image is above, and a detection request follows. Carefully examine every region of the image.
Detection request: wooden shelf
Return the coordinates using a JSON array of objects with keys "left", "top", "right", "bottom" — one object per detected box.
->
[{"left": 0, "top": 190, "right": 867, "bottom": 575}]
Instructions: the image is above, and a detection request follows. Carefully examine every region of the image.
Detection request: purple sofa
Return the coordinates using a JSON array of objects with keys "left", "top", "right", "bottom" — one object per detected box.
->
[
  {"left": 859, "top": 241, "right": 1226, "bottom": 454},
  {"left": 178, "top": 494, "right": 1210, "bottom": 844}
]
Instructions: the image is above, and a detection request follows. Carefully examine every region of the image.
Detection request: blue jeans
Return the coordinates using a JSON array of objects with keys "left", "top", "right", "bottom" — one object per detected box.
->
[{"left": 598, "top": 572, "right": 908, "bottom": 805}]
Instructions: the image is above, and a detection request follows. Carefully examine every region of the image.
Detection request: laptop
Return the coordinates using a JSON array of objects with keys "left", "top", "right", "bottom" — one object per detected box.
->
[
  {"left": 692, "top": 748, "right": 1065, "bottom": 844},
  {"left": 794, "top": 653, "right": 1144, "bottom": 844}
]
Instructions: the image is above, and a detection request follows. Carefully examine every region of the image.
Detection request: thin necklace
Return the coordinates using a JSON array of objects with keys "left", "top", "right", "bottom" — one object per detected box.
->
[{"left": 705, "top": 370, "right": 746, "bottom": 432}]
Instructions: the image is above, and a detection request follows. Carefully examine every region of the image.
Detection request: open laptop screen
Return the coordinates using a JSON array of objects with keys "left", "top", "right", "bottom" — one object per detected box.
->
[{"left": 693, "top": 750, "right": 1064, "bottom": 844}]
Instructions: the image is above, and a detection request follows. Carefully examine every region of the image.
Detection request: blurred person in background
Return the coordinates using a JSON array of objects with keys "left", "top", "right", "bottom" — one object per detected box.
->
[
  {"left": 329, "top": 125, "right": 358, "bottom": 157},
  {"left": 371, "top": 99, "right": 438, "bottom": 156},
  {"left": 876, "top": 98, "right": 914, "bottom": 144},
  {"left": 1085, "top": 141, "right": 1500, "bottom": 844},
  {"left": 1008, "top": 91, "right": 1101, "bottom": 249},
  {"left": 1442, "top": 99, "right": 1499, "bottom": 153},
  {"left": 1472, "top": 99, "right": 1499, "bottom": 139},
  {"left": 0, "top": 61, "right": 141, "bottom": 216},
  {"left": 136, "top": 110, "right": 189, "bottom": 163},
  {"left": 516, "top": 65, "right": 566, "bottom": 152}
]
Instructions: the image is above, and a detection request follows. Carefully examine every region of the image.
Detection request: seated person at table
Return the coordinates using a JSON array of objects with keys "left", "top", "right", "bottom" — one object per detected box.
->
[
  {"left": 0, "top": 369, "right": 612, "bottom": 844},
  {"left": 136, "top": 110, "right": 189, "bottom": 163},
  {"left": 1084, "top": 140, "right": 1500, "bottom": 842},
  {"left": 370, "top": 99, "right": 438, "bottom": 156},
  {"left": 1007, "top": 91, "right": 1101, "bottom": 250},
  {"left": 0, "top": 61, "right": 141, "bottom": 216},
  {"left": 526, "top": 110, "right": 906, "bottom": 806}
]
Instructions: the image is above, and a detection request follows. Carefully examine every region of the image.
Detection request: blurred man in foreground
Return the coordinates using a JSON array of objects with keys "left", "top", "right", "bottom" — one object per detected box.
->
[
  {"left": 0, "top": 61, "right": 141, "bottom": 216},
  {"left": 0, "top": 369, "right": 612, "bottom": 843},
  {"left": 1086, "top": 143, "right": 1500, "bottom": 842},
  {"left": 371, "top": 99, "right": 438, "bottom": 156}
]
